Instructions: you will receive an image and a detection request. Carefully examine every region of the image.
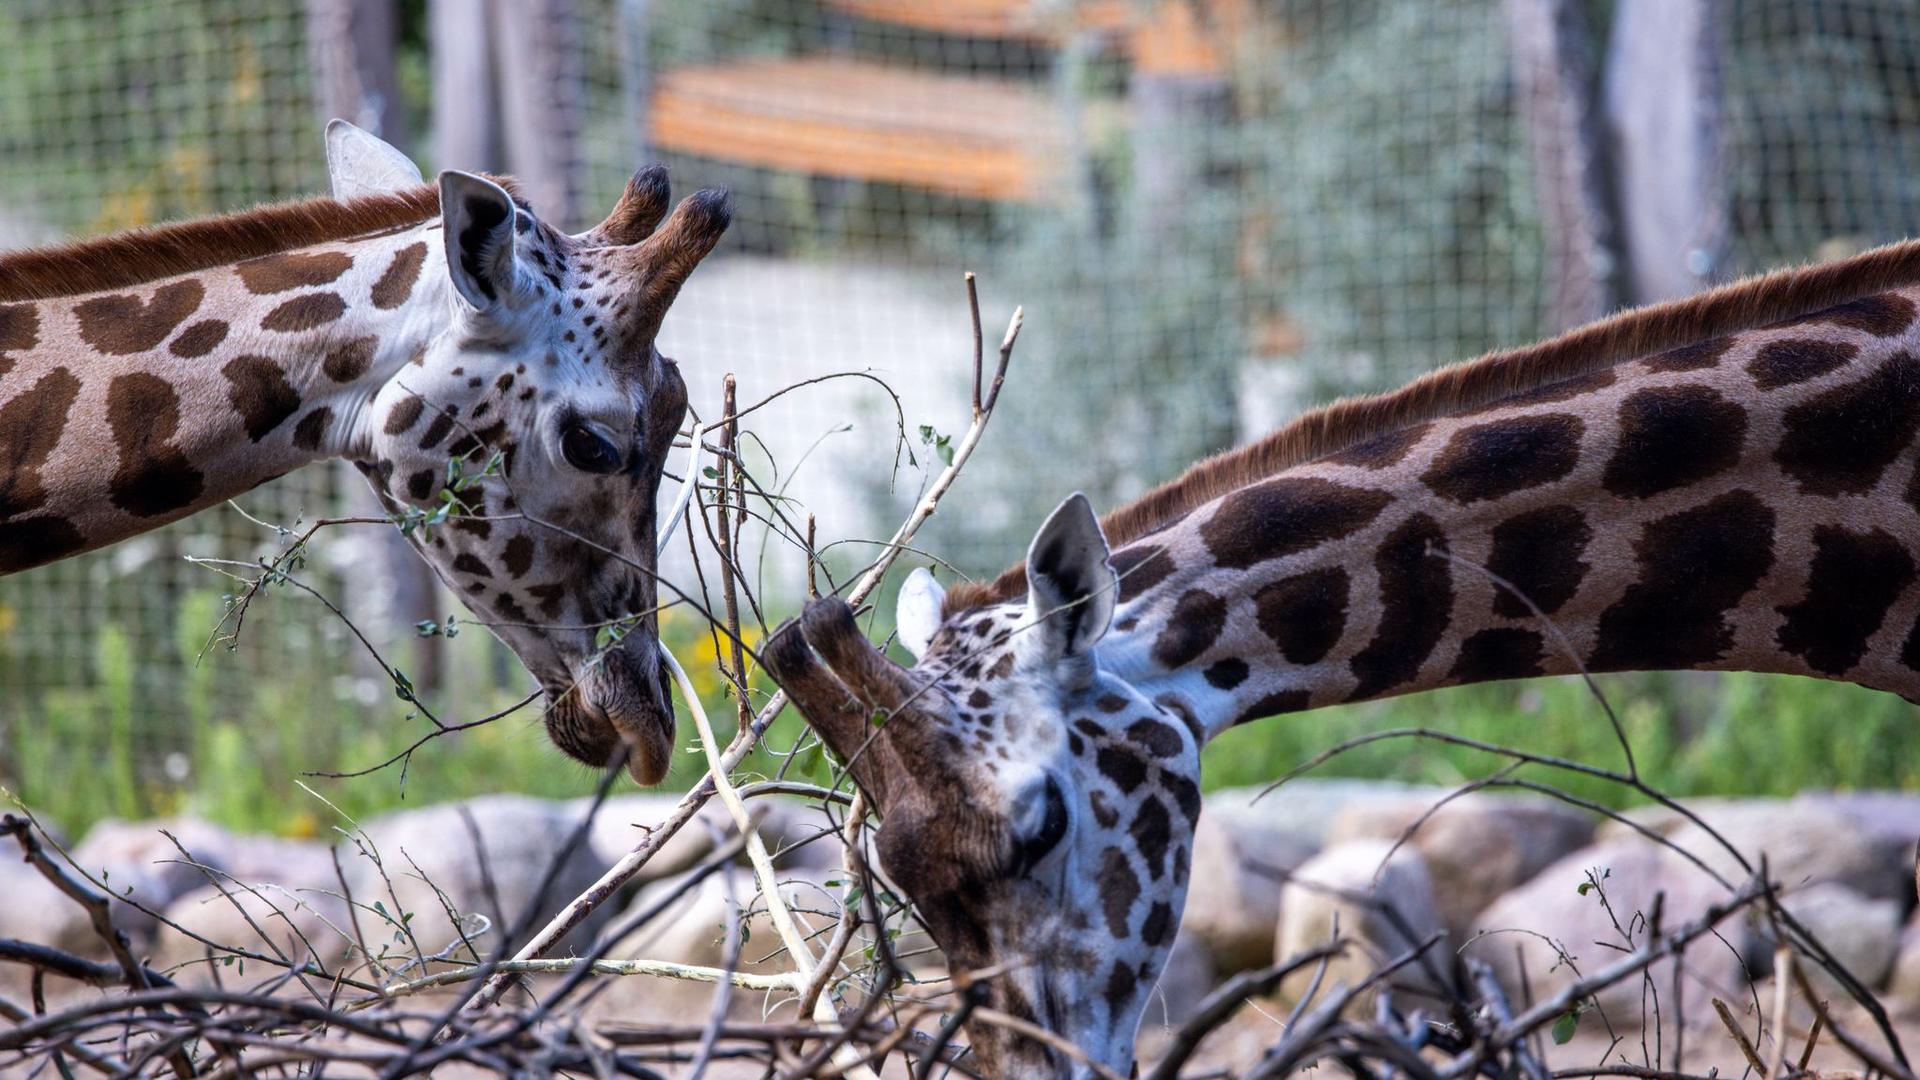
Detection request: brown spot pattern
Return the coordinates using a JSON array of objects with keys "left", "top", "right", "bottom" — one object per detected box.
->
[
  {"left": 1421, "top": 413, "right": 1584, "bottom": 504},
  {"left": 1254, "top": 567, "right": 1349, "bottom": 665},
  {"left": 1324, "top": 422, "right": 1430, "bottom": 468},
  {"left": 1747, "top": 338, "right": 1857, "bottom": 390},
  {"left": 1486, "top": 505, "right": 1591, "bottom": 617},
  {"left": 324, "top": 337, "right": 378, "bottom": 382},
  {"left": 502, "top": 534, "right": 535, "bottom": 577},
  {"left": 261, "top": 293, "right": 347, "bottom": 333},
  {"left": 1590, "top": 491, "right": 1775, "bottom": 671},
  {"left": 1152, "top": 589, "right": 1227, "bottom": 668},
  {"left": 0, "top": 367, "right": 81, "bottom": 518},
  {"left": 1126, "top": 717, "right": 1184, "bottom": 758},
  {"left": 1200, "top": 477, "right": 1391, "bottom": 569},
  {"left": 1349, "top": 514, "right": 1451, "bottom": 700},
  {"left": 221, "top": 356, "right": 302, "bottom": 440},
  {"left": 384, "top": 394, "right": 425, "bottom": 434},
  {"left": 1644, "top": 337, "right": 1733, "bottom": 372},
  {"left": 1775, "top": 351, "right": 1920, "bottom": 496},
  {"left": 75, "top": 280, "right": 205, "bottom": 355},
  {"left": 1602, "top": 385, "right": 1747, "bottom": 498},
  {"left": 167, "top": 319, "right": 228, "bottom": 358},
  {"left": 372, "top": 242, "right": 428, "bottom": 309},
  {"left": 1233, "top": 689, "right": 1311, "bottom": 724},
  {"left": 1776, "top": 525, "right": 1916, "bottom": 676},
  {"left": 1130, "top": 795, "right": 1172, "bottom": 879},
  {"left": 0, "top": 516, "right": 85, "bottom": 572},
  {"left": 292, "top": 407, "right": 334, "bottom": 451},
  {"left": 1098, "top": 848, "right": 1139, "bottom": 937},
  {"left": 1110, "top": 543, "right": 1176, "bottom": 602},
  {"left": 1790, "top": 293, "right": 1919, "bottom": 337},
  {"left": 106, "top": 373, "right": 204, "bottom": 516},
  {"left": 1448, "top": 627, "right": 1546, "bottom": 683},
  {"left": 235, "top": 251, "right": 352, "bottom": 294},
  {"left": 0, "top": 304, "right": 37, "bottom": 356}
]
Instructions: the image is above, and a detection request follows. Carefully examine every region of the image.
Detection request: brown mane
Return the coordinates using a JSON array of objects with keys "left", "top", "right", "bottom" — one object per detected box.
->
[
  {"left": 950, "top": 236, "right": 1920, "bottom": 610},
  {"left": 0, "top": 184, "right": 448, "bottom": 302}
]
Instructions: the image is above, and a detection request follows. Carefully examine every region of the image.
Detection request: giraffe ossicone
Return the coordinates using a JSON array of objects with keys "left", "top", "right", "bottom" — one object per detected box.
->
[
  {"left": 768, "top": 248, "right": 1920, "bottom": 1077},
  {"left": 0, "top": 120, "right": 732, "bottom": 785}
]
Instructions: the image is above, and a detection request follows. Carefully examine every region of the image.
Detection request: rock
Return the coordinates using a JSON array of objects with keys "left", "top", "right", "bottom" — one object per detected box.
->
[
  {"left": 152, "top": 882, "right": 353, "bottom": 984},
  {"left": 342, "top": 795, "right": 614, "bottom": 962},
  {"left": 1467, "top": 839, "right": 1746, "bottom": 1024},
  {"left": 591, "top": 866, "right": 846, "bottom": 1023},
  {"left": 1140, "top": 930, "right": 1219, "bottom": 1032},
  {"left": 1790, "top": 791, "right": 1920, "bottom": 894},
  {"left": 0, "top": 842, "right": 81, "bottom": 990},
  {"left": 1206, "top": 780, "right": 1446, "bottom": 848},
  {"left": 221, "top": 835, "right": 339, "bottom": 894},
  {"left": 1761, "top": 882, "right": 1901, "bottom": 996},
  {"left": 574, "top": 795, "right": 846, "bottom": 890},
  {"left": 1328, "top": 793, "right": 1594, "bottom": 939},
  {"left": 64, "top": 817, "right": 240, "bottom": 946},
  {"left": 574, "top": 794, "right": 722, "bottom": 882},
  {"left": 1659, "top": 800, "right": 1910, "bottom": 904},
  {"left": 1886, "top": 912, "right": 1920, "bottom": 1011},
  {"left": 1181, "top": 807, "right": 1316, "bottom": 973},
  {"left": 1274, "top": 840, "right": 1451, "bottom": 1005}
]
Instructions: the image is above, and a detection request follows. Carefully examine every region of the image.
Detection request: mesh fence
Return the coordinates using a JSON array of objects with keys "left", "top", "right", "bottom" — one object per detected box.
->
[{"left": 6, "top": 0, "right": 1920, "bottom": 817}]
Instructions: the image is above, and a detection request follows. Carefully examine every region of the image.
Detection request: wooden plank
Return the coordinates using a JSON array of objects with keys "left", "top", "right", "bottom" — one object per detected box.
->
[
  {"left": 1503, "top": 0, "right": 1619, "bottom": 329},
  {"left": 1603, "top": 0, "right": 1728, "bottom": 303},
  {"left": 821, "top": 0, "right": 1127, "bottom": 42},
  {"left": 649, "top": 59, "right": 1060, "bottom": 201}
]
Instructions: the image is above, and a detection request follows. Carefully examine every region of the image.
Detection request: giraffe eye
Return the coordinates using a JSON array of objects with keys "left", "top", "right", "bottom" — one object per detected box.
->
[
  {"left": 1010, "top": 776, "right": 1070, "bottom": 876},
  {"left": 561, "top": 423, "right": 622, "bottom": 474}
]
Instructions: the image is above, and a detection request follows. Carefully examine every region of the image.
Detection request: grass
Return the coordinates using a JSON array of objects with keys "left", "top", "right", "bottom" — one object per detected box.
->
[
  {"left": 8, "top": 579, "right": 1920, "bottom": 842},
  {"left": 1201, "top": 668, "right": 1920, "bottom": 807}
]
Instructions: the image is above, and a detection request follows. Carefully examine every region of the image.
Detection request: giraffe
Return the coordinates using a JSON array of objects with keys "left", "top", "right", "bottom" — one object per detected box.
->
[
  {"left": 763, "top": 241, "right": 1920, "bottom": 1078},
  {"left": 0, "top": 121, "right": 730, "bottom": 785}
]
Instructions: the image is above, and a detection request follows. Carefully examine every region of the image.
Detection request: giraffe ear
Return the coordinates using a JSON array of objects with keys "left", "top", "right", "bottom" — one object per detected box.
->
[
  {"left": 1024, "top": 492, "right": 1117, "bottom": 660},
  {"left": 325, "top": 119, "right": 423, "bottom": 200},
  {"left": 895, "top": 567, "right": 947, "bottom": 661},
  {"left": 439, "top": 171, "right": 522, "bottom": 311}
]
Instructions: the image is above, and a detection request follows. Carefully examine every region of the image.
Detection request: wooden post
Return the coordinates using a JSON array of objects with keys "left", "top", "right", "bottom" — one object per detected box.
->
[
  {"left": 1603, "top": 0, "right": 1728, "bottom": 303},
  {"left": 494, "top": 0, "right": 587, "bottom": 229},
  {"left": 1127, "top": 1, "right": 1234, "bottom": 243},
  {"left": 430, "top": 0, "right": 500, "bottom": 171},
  {"left": 1503, "top": 0, "right": 1619, "bottom": 330}
]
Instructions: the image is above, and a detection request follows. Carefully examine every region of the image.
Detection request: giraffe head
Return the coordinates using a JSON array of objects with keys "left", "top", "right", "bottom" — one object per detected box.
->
[
  {"left": 327, "top": 123, "right": 728, "bottom": 784},
  {"left": 764, "top": 495, "right": 1197, "bottom": 1078}
]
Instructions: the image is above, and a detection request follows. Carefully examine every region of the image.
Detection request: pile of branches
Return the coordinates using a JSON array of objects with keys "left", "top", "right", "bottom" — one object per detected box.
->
[{"left": 2, "top": 281, "right": 1913, "bottom": 1079}]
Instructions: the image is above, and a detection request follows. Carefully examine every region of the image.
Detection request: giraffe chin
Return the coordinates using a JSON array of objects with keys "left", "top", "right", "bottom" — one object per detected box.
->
[
  {"left": 579, "top": 649, "right": 677, "bottom": 786},
  {"left": 541, "top": 652, "right": 676, "bottom": 785}
]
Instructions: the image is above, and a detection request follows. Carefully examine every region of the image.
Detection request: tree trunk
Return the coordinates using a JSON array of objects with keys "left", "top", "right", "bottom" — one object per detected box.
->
[
  {"left": 1503, "top": 0, "right": 1619, "bottom": 330},
  {"left": 431, "top": 0, "right": 500, "bottom": 171},
  {"left": 1603, "top": 0, "right": 1728, "bottom": 303},
  {"left": 306, "top": 0, "right": 409, "bottom": 150},
  {"left": 493, "top": 0, "right": 587, "bottom": 230}
]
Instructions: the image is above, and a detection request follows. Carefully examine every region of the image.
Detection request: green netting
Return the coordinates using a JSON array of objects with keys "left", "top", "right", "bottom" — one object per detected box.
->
[{"left": 5, "top": 0, "right": 1920, "bottom": 823}]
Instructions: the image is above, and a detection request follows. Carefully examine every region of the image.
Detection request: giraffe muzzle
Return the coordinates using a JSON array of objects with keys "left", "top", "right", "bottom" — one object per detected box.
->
[{"left": 580, "top": 646, "right": 677, "bottom": 785}]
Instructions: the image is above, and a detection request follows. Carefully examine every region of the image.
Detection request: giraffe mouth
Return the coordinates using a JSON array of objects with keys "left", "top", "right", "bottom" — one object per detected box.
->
[{"left": 578, "top": 647, "right": 677, "bottom": 785}]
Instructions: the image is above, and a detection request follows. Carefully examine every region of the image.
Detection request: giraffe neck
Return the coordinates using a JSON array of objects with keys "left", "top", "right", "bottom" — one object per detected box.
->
[
  {"left": 0, "top": 225, "right": 447, "bottom": 571},
  {"left": 1091, "top": 288, "right": 1920, "bottom": 742}
]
